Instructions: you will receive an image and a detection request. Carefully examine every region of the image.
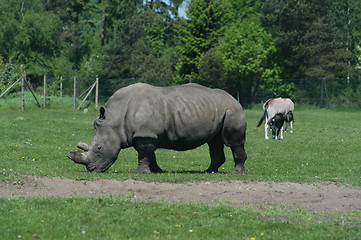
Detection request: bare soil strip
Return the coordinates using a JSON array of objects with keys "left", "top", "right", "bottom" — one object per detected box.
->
[{"left": 1, "top": 176, "right": 361, "bottom": 213}]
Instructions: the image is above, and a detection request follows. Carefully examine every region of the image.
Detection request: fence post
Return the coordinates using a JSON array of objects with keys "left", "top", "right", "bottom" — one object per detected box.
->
[
  {"left": 73, "top": 77, "right": 77, "bottom": 110},
  {"left": 60, "top": 76, "right": 63, "bottom": 97},
  {"left": 95, "top": 78, "right": 99, "bottom": 109},
  {"left": 21, "top": 74, "right": 25, "bottom": 112},
  {"left": 43, "top": 75, "right": 46, "bottom": 108}
]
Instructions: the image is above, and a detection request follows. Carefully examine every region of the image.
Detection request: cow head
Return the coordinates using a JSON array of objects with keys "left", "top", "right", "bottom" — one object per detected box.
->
[
  {"left": 67, "top": 107, "right": 121, "bottom": 172},
  {"left": 268, "top": 113, "right": 285, "bottom": 139}
]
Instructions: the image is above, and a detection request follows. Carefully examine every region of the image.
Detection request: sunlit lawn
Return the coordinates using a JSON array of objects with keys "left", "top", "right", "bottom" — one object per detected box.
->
[{"left": 1, "top": 96, "right": 361, "bottom": 239}]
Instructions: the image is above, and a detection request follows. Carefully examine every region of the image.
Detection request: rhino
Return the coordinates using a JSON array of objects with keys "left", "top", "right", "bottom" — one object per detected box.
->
[{"left": 67, "top": 83, "right": 247, "bottom": 174}]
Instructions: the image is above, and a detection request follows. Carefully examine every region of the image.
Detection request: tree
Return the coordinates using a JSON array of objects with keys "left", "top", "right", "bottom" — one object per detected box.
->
[
  {"left": 0, "top": 0, "right": 61, "bottom": 77},
  {"left": 175, "top": 0, "right": 227, "bottom": 80},
  {"left": 196, "top": 0, "right": 285, "bottom": 105},
  {"left": 217, "top": 16, "right": 282, "bottom": 104},
  {"left": 99, "top": 0, "right": 179, "bottom": 80},
  {"left": 261, "top": 0, "right": 361, "bottom": 79},
  {"left": 42, "top": 0, "right": 102, "bottom": 71}
]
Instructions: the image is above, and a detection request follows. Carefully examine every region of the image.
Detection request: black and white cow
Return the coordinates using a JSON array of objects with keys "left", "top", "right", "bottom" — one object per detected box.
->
[{"left": 257, "top": 98, "right": 294, "bottom": 139}]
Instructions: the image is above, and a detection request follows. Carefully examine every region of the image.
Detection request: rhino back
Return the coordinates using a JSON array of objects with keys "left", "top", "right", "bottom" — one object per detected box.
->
[{"left": 105, "top": 83, "right": 244, "bottom": 150}]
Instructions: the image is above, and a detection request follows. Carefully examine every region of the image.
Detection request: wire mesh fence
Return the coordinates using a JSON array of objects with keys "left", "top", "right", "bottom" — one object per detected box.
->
[
  {"left": 25, "top": 77, "right": 361, "bottom": 107},
  {"left": 2, "top": 76, "right": 361, "bottom": 109},
  {"left": 270, "top": 78, "right": 361, "bottom": 107}
]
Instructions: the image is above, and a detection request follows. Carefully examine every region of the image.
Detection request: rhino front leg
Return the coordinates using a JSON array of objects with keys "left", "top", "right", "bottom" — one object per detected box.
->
[
  {"left": 205, "top": 137, "right": 226, "bottom": 173},
  {"left": 134, "top": 138, "right": 163, "bottom": 173},
  {"left": 231, "top": 144, "right": 247, "bottom": 174}
]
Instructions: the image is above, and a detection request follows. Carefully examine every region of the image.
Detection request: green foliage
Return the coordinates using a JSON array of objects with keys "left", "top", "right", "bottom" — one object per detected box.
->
[
  {"left": 0, "top": 0, "right": 61, "bottom": 76},
  {"left": 259, "top": 78, "right": 296, "bottom": 100},
  {"left": 0, "top": 58, "right": 22, "bottom": 95},
  {"left": 1, "top": 0, "right": 361, "bottom": 106},
  {"left": 261, "top": 0, "right": 361, "bottom": 79},
  {"left": 219, "top": 18, "right": 278, "bottom": 79},
  {"left": 175, "top": 0, "right": 227, "bottom": 79},
  {"left": 216, "top": 16, "right": 282, "bottom": 103},
  {"left": 336, "top": 85, "right": 361, "bottom": 107}
]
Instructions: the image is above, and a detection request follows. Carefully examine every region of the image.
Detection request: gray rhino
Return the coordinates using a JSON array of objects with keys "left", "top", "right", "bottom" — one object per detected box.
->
[{"left": 67, "top": 83, "right": 247, "bottom": 173}]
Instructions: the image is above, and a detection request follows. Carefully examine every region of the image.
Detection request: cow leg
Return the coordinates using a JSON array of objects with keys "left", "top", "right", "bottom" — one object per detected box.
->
[
  {"left": 134, "top": 138, "right": 163, "bottom": 173},
  {"left": 280, "top": 126, "right": 284, "bottom": 139},
  {"left": 205, "top": 137, "right": 226, "bottom": 173},
  {"left": 264, "top": 123, "right": 269, "bottom": 139},
  {"left": 290, "top": 121, "right": 293, "bottom": 133},
  {"left": 264, "top": 115, "right": 270, "bottom": 139},
  {"left": 284, "top": 120, "right": 289, "bottom": 132},
  {"left": 231, "top": 144, "right": 247, "bottom": 174},
  {"left": 289, "top": 111, "right": 293, "bottom": 133}
]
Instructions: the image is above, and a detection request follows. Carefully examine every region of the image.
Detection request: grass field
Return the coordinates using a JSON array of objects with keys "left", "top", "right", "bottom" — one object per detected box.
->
[
  {"left": 1, "top": 94, "right": 361, "bottom": 239},
  {"left": 1, "top": 197, "right": 360, "bottom": 240},
  {"left": 1, "top": 101, "right": 360, "bottom": 184}
]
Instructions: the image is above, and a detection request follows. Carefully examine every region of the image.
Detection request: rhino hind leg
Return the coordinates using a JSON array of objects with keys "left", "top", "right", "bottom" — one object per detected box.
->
[
  {"left": 205, "top": 137, "right": 226, "bottom": 173},
  {"left": 231, "top": 144, "right": 247, "bottom": 174},
  {"left": 134, "top": 138, "right": 163, "bottom": 173}
]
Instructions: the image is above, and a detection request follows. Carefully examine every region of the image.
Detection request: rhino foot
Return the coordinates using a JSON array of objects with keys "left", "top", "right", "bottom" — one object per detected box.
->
[
  {"left": 135, "top": 167, "right": 152, "bottom": 174},
  {"left": 204, "top": 169, "right": 219, "bottom": 174},
  {"left": 135, "top": 166, "right": 163, "bottom": 173},
  {"left": 233, "top": 168, "right": 245, "bottom": 174},
  {"left": 150, "top": 165, "right": 163, "bottom": 173}
]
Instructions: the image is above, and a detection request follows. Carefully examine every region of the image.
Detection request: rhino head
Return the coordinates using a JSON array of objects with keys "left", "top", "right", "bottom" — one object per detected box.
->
[{"left": 67, "top": 107, "right": 121, "bottom": 172}]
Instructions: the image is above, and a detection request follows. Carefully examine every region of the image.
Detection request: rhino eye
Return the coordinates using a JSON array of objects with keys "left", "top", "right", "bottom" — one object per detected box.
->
[{"left": 94, "top": 145, "right": 103, "bottom": 155}]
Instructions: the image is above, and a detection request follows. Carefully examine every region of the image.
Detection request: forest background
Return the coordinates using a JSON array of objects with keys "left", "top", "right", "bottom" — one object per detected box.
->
[{"left": 1, "top": 0, "right": 361, "bottom": 106}]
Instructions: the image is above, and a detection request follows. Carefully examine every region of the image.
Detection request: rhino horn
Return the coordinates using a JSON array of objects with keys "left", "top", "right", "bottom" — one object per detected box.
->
[
  {"left": 77, "top": 142, "right": 91, "bottom": 151},
  {"left": 67, "top": 151, "right": 89, "bottom": 165}
]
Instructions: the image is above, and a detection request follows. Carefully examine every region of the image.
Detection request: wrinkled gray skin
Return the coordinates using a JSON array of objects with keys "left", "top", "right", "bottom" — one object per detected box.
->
[
  {"left": 257, "top": 98, "right": 294, "bottom": 139},
  {"left": 67, "top": 83, "right": 247, "bottom": 174}
]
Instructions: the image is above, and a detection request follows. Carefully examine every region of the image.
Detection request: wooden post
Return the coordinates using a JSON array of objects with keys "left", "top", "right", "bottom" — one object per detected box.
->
[
  {"left": 73, "top": 77, "right": 77, "bottom": 109},
  {"left": 43, "top": 75, "right": 46, "bottom": 108},
  {"left": 77, "top": 81, "right": 96, "bottom": 110},
  {"left": 21, "top": 74, "right": 25, "bottom": 112},
  {"left": 60, "top": 76, "right": 63, "bottom": 97},
  {"left": 95, "top": 78, "right": 99, "bottom": 109}
]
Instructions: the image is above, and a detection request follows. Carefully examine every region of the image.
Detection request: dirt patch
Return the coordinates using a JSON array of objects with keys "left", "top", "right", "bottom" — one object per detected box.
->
[{"left": 1, "top": 176, "right": 361, "bottom": 213}]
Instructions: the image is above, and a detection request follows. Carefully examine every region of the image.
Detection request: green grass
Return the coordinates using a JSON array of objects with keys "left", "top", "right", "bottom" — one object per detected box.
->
[
  {"left": 0, "top": 104, "right": 360, "bottom": 184},
  {"left": 0, "top": 197, "right": 360, "bottom": 240},
  {"left": 1, "top": 95, "right": 361, "bottom": 239}
]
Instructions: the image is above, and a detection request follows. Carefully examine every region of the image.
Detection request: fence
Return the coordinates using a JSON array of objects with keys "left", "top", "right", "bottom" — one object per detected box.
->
[
  {"left": 1, "top": 76, "right": 361, "bottom": 110},
  {"left": 260, "top": 78, "right": 361, "bottom": 107},
  {"left": 0, "top": 74, "right": 99, "bottom": 111},
  {"left": 92, "top": 77, "right": 361, "bottom": 107}
]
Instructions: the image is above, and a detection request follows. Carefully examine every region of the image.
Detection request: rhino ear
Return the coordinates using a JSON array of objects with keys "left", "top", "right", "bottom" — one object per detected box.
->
[{"left": 99, "top": 107, "right": 106, "bottom": 120}]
